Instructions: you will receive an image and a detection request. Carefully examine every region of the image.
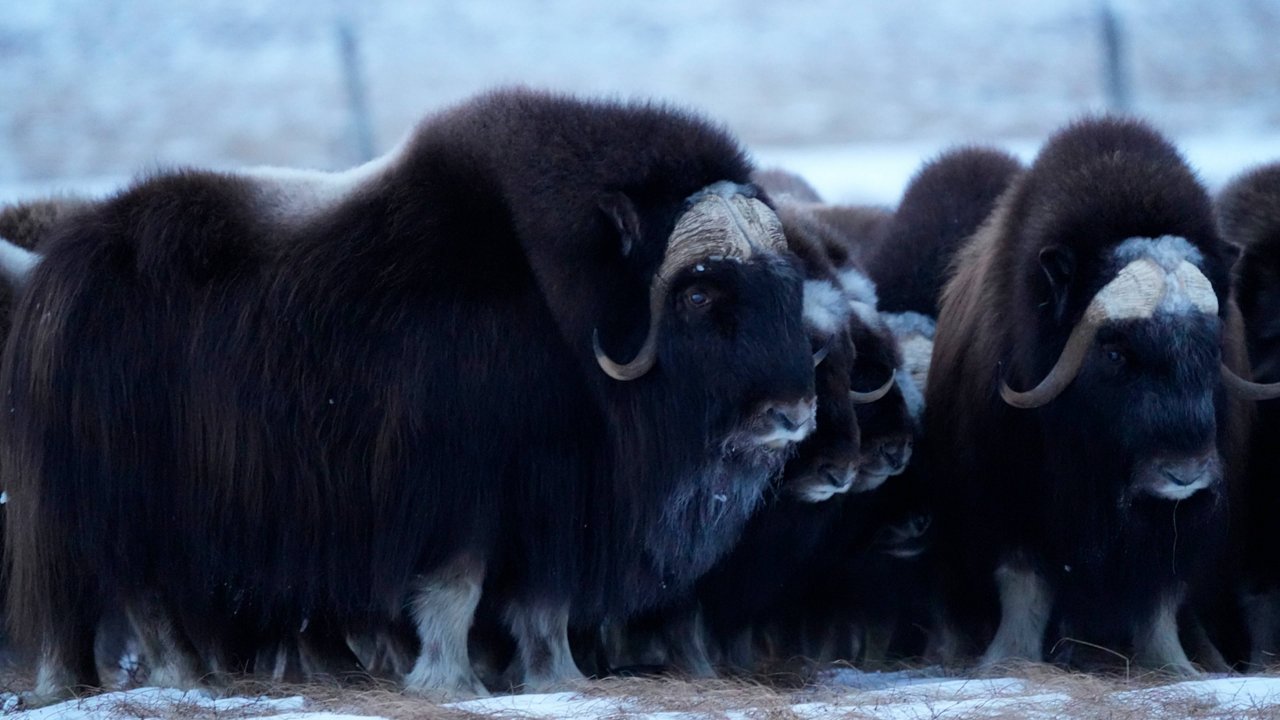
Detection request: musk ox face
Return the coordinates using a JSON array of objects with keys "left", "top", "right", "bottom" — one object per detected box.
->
[
  {"left": 1054, "top": 313, "right": 1222, "bottom": 502},
  {"left": 596, "top": 182, "right": 818, "bottom": 459},
  {"left": 846, "top": 310, "right": 914, "bottom": 493},
  {"left": 660, "top": 252, "right": 817, "bottom": 461},
  {"left": 781, "top": 326, "right": 860, "bottom": 503},
  {"left": 1019, "top": 236, "right": 1225, "bottom": 502}
]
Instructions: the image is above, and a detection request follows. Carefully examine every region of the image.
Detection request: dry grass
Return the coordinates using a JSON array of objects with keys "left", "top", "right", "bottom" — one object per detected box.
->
[{"left": 3, "top": 661, "right": 1280, "bottom": 719}]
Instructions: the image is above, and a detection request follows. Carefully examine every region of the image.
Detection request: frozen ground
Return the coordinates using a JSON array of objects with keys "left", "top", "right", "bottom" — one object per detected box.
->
[{"left": 8, "top": 669, "right": 1280, "bottom": 719}]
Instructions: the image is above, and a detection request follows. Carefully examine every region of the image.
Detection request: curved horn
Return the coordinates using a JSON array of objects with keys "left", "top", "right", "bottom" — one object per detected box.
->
[
  {"left": 593, "top": 182, "right": 787, "bottom": 382},
  {"left": 593, "top": 280, "right": 667, "bottom": 381},
  {"left": 1001, "top": 258, "right": 1166, "bottom": 409},
  {"left": 812, "top": 337, "right": 832, "bottom": 367},
  {"left": 850, "top": 369, "right": 896, "bottom": 404},
  {"left": 1222, "top": 366, "right": 1280, "bottom": 401}
]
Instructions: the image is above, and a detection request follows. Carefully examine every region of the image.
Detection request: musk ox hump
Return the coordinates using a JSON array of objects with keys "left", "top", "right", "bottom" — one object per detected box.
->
[{"left": 1219, "top": 162, "right": 1280, "bottom": 252}]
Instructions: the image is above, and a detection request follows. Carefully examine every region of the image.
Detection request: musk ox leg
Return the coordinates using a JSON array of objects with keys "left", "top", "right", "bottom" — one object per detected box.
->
[
  {"left": 1134, "top": 594, "right": 1196, "bottom": 675},
  {"left": 29, "top": 610, "right": 101, "bottom": 707},
  {"left": 125, "top": 597, "right": 207, "bottom": 690},
  {"left": 1243, "top": 590, "right": 1280, "bottom": 669},
  {"left": 721, "top": 627, "right": 756, "bottom": 673},
  {"left": 349, "top": 624, "right": 417, "bottom": 680},
  {"left": 1181, "top": 614, "right": 1230, "bottom": 674},
  {"left": 979, "top": 561, "right": 1052, "bottom": 667},
  {"left": 599, "top": 617, "right": 665, "bottom": 670},
  {"left": 503, "top": 601, "right": 586, "bottom": 692},
  {"left": 863, "top": 618, "right": 897, "bottom": 668},
  {"left": 924, "top": 605, "right": 967, "bottom": 667},
  {"left": 403, "top": 555, "right": 489, "bottom": 699},
  {"left": 297, "top": 618, "right": 369, "bottom": 684},
  {"left": 659, "top": 604, "right": 716, "bottom": 679}
]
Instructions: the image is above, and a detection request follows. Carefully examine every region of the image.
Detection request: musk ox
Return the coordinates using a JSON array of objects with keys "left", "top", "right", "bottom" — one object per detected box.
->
[
  {"left": 0, "top": 88, "right": 819, "bottom": 703},
  {"left": 926, "top": 117, "right": 1272, "bottom": 673},
  {"left": 751, "top": 168, "right": 824, "bottom": 204},
  {"left": 598, "top": 195, "right": 889, "bottom": 678},
  {"left": 665, "top": 205, "right": 913, "bottom": 675},
  {"left": 1, "top": 197, "right": 374, "bottom": 686},
  {"left": 859, "top": 147, "right": 1023, "bottom": 319},
  {"left": 1218, "top": 161, "right": 1280, "bottom": 666}
]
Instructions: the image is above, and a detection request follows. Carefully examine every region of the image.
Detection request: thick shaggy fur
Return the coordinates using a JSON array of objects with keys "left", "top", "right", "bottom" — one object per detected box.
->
[
  {"left": 609, "top": 199, "right": 865, "bottom": 676},
  {"left": 685, "top": 204, "right": 919, "bottom": 670},
  {"left": 1, "top": 89, "right": 817, "bottom": 698},
  {"left": 1220, "top": 162, "right": 1280, "bottom": 665},
  {"left": 0, "top": 198, "right": 90, "bottom": 340},
  {"left": 926, "top": 117, "right": 1250, "bottom": 668},
  {"left": 864, "top": 147, "right": 1022, "bottom": 317}
]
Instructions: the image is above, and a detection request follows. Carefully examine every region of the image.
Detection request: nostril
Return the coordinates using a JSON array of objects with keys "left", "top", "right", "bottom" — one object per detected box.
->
[
  {"left": 880, "top": 444, "right": 901, "bottom": 465},
  {"left": 1160, "top": 467, "right": 1195, "bottom": 487},
  {"left": 880, "top": 438, "right": 912, "bottom": 469},
  {"left": 766, "top": 397, "right": 817, "bottom": 433},
  {"left": 767, "top": 407, "right": 798, "bottom": 432},
  {"left": 817, "top": 463, "right": 850, "bottom": 488}
]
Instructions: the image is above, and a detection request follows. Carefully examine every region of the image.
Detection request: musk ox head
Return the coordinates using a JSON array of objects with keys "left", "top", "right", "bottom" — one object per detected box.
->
[
  {"left": 995, "top": 118, "right": 1276, "bottom": 501},
  {"left": 1221, "top": 161, "right": 1280, "bottom": 382},
  {"left": 845, "top": 286, "right": 915, "bottom": 493},
  {"left": 589, "top": 180, "right": 819, "bottom": 595},
  {"left": 781, "top": 323, "right": 861, "bottom": 502},
  {"left": 762, "top": 200, "right": 874, "bottom": 504},
  {"left": 594, "top": 182, "right": 818, "bottom": 458}
]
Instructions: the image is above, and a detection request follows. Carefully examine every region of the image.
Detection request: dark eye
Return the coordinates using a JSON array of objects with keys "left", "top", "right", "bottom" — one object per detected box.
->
[
  {"left": 683, "top": 286, "right": 712, "bottom": 310},
  {"left": 1101, "top": 343, "right": 1126, "bottom": 366}
]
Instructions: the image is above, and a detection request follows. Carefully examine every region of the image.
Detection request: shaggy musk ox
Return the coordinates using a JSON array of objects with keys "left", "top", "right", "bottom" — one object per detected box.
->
[
  {"left": 864, "top": 147, "right": 1023, "bottom": 319},
  {"left": 683, "top": 204, "right": 906, "bottom": 672},
  {"left": 600, "top": 196, "right": 893, "bottom": 678},
  {"left": 0, "top": 89, "right": 819, "bottom": 703},
  {"left": 1218, "top": 161, "right": 1280, "bottom": 666},
  {"left": 927, "top": 117, "right": 1273, "bottom": 673}
]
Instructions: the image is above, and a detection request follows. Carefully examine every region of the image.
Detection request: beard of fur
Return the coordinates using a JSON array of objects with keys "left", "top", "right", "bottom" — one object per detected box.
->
[{"left": 643, "top": 438, "right": 789, "bottom": 592}]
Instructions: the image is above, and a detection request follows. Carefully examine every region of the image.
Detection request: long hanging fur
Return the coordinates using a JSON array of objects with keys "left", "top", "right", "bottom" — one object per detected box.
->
[
  {"left": 926, "top": 117, "right": 1250, "bottom": 669},
  {"left": 1, "top": 88, "right": 816, "bottom": 698},
  {"left": 1219, "top": 162, "right": 1280, "bottom": 666}
]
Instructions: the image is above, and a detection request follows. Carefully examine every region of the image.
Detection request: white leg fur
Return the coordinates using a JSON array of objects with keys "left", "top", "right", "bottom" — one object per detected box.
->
[
  {"left": 980, "top": 561, "right": 1053, "bottom": 667},
  {"left": 31, "top": 648, "right": 80, "bottom": 707},
  {"left": 403, "top": 555, "right": 489, "bottom": 698},
  {"left": 1134, "top": 592, "right": 1197, "bottom": 675},
  {"left": 504, "top": 601, "right": 585, "bottom": 692},
  {"left": 125, "top": 598, "right": 205, "bottom": 690}
]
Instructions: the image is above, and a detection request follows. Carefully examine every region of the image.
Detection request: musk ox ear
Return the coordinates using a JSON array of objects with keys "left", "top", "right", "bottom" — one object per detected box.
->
[
  {"left": 598, "top": 192, "right": 642, "bottom": 258},
  {"left": 1039, "top": 245, "right": 1075, "bottom": 323}
]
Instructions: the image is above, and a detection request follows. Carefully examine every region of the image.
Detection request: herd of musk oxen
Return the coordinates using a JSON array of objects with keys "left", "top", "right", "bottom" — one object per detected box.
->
[{"left": 5, "top": 87, "right": 1280, "bottom": 704}]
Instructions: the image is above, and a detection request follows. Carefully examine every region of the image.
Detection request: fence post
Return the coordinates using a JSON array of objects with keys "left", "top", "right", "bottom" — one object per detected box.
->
[
  {"left": 337, "top": 20, "right": 376, "bottom": 163},
  {"left": 1099, "top": 1, "right": 1131, "bottom": 113}
]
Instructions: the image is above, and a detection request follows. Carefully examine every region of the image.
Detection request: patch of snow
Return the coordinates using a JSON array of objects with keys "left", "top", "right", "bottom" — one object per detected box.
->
[
  {"left": 6, "top": 688, "right": 306, "bottom": 720},
  {"left": 6, "top": 677, "right": 1280, "bottom": 719}
]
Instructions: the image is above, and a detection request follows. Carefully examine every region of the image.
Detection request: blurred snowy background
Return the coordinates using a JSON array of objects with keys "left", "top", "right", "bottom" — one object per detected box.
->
[{"left": 2, "top": 0, "right": 1279, "bottom": 204}]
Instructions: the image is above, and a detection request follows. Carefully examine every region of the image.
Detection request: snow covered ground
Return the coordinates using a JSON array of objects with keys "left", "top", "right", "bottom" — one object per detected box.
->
[{"left": 9, "top": 670, "right": 1280, "bottom": 719}]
